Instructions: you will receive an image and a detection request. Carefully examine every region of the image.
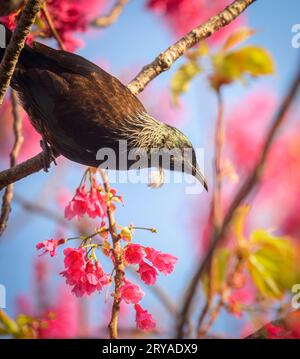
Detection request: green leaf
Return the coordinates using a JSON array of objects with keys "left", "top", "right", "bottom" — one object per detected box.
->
[
  {"left": 170, "top": 61, "right": 202, "bottom": 106},
  {"left": 231, "top": 205, "right": 250, "bottom": 243},
  {"left": 202, "top": 249, "right": 231, "bottom": 294},
  {"left": 227, "top": 46, "right": 274, "bottom": 76},
  {"left": 223, "top": 27, "right": 256, "bottom": 52},
  {"left": 247, "top": 230, "right": 295, "bottom": 299},
  {"left": 214, "top": 248, "right": 231, "bottom": 291},
  {"left": 210, "top": 46, "right": 275, "bottom": 89}
]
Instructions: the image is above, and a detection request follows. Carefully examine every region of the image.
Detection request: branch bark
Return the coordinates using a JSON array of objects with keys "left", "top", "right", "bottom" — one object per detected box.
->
[
  {"left": 176, "top": 60, "right": 300, "bottom": 338},
  {"left": 99, "top": 169, "right": 124, "bottom": 339},
  {"left": 0, "top": 0, "right": 255, "bottom": 193},
  {"left": 91, "top": 0, "right": 129, "bottom": 28},
  {"left": 128, "top": 0, "right": 256, "bottom": 95},
  {"left": 196, "top": 90, "right": 224, "bottom": 335},
  {"left": 41, "top": 2, "right": 65, "bottom": 51},
  {"left": 0, "top": 151, "right": 59, "bottom": 191},
  {"left": 0, "top": 90, "right": 23, "bottom": 235},
  {"left": 0, "top": 0, "right": 43, "bottom": 104}
]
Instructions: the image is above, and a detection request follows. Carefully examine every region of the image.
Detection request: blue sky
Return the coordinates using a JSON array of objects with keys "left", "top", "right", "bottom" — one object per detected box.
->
[{"left": 0, "top": 0, "right": 300, "bottom": 337}]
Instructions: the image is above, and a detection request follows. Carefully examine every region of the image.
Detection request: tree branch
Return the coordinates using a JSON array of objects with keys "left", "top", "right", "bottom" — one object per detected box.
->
[
  {"left": 41, "top": 2, "right": 65, "bottom": 51},
  {"left": 99, "top": 169, "right": 124, "bottom": 339},
  {"left": 91, "top": 0, "right": 129, "bottom": 28},
  {"left": 0, "top": 90, "right": 23, "bottom": 235},
  {"left": 0, "top": 0, "right": 255, "bottom": 207},
  {"left": 176, "top": 60, "right": 300, "bottom": 338},
  {"left": 0, "top": 151, "right": 59, "bottom": 191},
  {"left": 128, "top": 0, "right": 256, "bottom": 95},
  {"left": 0, "top": 0, "right": 43, "bottom": 104},
  {"left": 196, "top": 90, "right": 225, "bottom": 336}
]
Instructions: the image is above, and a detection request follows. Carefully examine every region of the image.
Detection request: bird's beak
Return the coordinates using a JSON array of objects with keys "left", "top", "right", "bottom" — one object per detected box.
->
[
  {"left": 186, "top": 160, "right": 208, "bottom": 191},
  {"left": 194, "top": 166, "right": 208, "bottom": 192},
  {"left": 183, "top": 158, "right": 208, "bottom": 191}
]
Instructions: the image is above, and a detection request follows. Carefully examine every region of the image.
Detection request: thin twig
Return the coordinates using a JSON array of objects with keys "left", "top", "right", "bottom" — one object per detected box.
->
[
  {"left": 196, "top": 90, "right": 224, "bottom": 336},
  {"left": 199, "top": 296, "right": 224, "bottom": 336},
  {"left": 176, "top": 60, "right": 300, "bottom": 338},
  {"left": 13, "top": 193, "right": 71, "bottom": 227},
  {"left": 91, "top": 0, "right": 129, "bottom": 28},
  {"left": 100, "top": 169, "right": 124, "bottom": 339},
  {"left": 213, "top": 90, "right": 224, "bottom": 229},
  {"left": 0, "top": 90, "right": 23, "bottom": 235},
  {"left": 128, "top": 0, "right": 256, "bottom": 95},
  {"left": 41, "top": 2, "right": 65, "bottom": 51},
  {"left": 198, "top": 258, "right": 244, "bottom": 337},
  {"left": 0, "top": 0, "right": 43, "bottom": 104},
  {"left": 0, "top": 150, "right": 59, "bottom": 191},
  {"left": 0, "top": 0, "right": 254, "bottom": 190}
]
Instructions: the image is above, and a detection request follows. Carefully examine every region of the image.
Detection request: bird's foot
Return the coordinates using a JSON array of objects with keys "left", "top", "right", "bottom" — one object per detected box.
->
[{"left": 40, "top": 139, "right": 57, "bottom": 172}]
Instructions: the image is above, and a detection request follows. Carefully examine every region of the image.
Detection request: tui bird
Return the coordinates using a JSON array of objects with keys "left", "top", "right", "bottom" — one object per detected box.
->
[{"left": 0, "top": 25, "right": 208, "bottom": 190}]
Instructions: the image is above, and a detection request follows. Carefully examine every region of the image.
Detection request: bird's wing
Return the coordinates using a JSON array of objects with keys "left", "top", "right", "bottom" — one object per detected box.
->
[
  {"left": 31, "top": 42, "right": 103, "bottom": 76},
  {"left": 31, "top": 42, "right": 146, "bottom": 118},
  {"left": 23, "top": 41, "right": 147, "bottom": 130}
]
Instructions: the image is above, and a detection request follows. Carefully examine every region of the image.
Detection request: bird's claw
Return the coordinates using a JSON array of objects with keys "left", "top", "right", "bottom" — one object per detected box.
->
[{"left": 40, "top": 139, "right": 57, "bottom": 172}]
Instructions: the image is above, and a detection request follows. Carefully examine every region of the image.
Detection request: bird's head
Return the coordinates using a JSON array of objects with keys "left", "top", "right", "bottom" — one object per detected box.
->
[
  {"left": 127, "top": 113, "right": 208, "bottom": 191},
  {"left": 161, "top": 124, "right": 208, "bottom": 191}
]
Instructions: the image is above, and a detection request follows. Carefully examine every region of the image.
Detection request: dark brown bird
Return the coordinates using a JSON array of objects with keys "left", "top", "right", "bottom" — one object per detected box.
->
[{"left": 0, "top": 25, "right": 208, "bottom": 190}]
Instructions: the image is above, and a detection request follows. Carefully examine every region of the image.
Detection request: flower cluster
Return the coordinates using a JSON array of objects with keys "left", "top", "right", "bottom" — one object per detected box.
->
[
  {"left": 60, "top": 247, "right": 110, "bottom": 297},
  {"left": 44, "top": 0, "right": 106, "bottom": 51},
  {"left": 36, "top": 239, "right": 66, "bottom": 257},
  {"left": 36, "top": 169, "right": 177, "bottom": 332},
  {"left": 125, "top": 243, "right": 178, "bottom": 285},
  {"left": 64, "top": 184, "right": 107, "bottom": 220},
  {"left": 120, "top": 243, "right": 178, "bottom": 330},
  {"left": 64, "top": 170, "right": 121, "bottom": 221}
]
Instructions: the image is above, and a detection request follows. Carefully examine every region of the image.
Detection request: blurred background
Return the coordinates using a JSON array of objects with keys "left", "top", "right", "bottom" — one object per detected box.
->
[{"left": 0, "top": 0, "right": 300, "bottom": 338}]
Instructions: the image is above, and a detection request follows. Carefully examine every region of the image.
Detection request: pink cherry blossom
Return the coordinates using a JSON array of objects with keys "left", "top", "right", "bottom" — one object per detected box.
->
[
  {"left": 225, "top": 89, "right": 277, "bottom": 174},
  {"left": 0, "top": 13, "right": 34, "bottom": 44},
  {"left": 145, "top": 247, "right": 178, "bottom": 274},
  {"left": 60, "top": 247, "right": 110, "bottom": 297},
  {"left": 45, "top": 0, "right": 106, "bottom": 51},
  {"left": 265, "top": 324, "right": 283, "bottom": 339},
  {"left": 147, "top": 0, "right": 245, "bottom": 44},
  {"left": 71, "top": 260, "right": 110, "bottom": 297},
  {"left": 0, "top": 99, "right": 40, "bottom": 162},
  {"left": 134, "top": 304, "right": 156, "bottom": 331},
  {"left": 86, "top": 186, "right": 106, "bottom": 218},
  {"left": 61, "top": 247, "right": 86, "bottom": 283},
  {"left": 124, "top": 244, "right": 144, "bottom": 265},
  {"left": 64, "top": 185, "right": 89, "bottom": 220},
  {"left": 36, "top": 238, "right": 65, "bottom": 257},
  {"left": 120, "top": 278, "right": 145, "bottom": 304},
  {"left": 38, "top": 287, "right": 80, "bottom": 338},
  {"left": 137, "top": 261, "right": 157, "bottom": 285}
]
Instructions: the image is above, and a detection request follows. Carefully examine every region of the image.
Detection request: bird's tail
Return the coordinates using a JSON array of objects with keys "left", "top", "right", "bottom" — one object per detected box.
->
[{"left": 0, "top": 23, "right": 13, "bottom": 62}]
